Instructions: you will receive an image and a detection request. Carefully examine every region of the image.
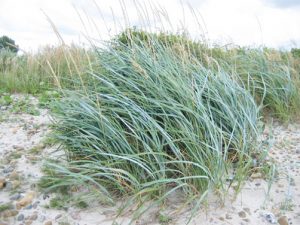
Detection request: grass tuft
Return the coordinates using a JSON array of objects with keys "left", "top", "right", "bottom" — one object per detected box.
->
[{"left": 41, "top": 38, "right": 265, "bottom": 222}]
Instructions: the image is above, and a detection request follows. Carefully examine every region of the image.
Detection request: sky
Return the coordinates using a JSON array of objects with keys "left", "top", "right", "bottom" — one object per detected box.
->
[{"left": 0, "top": 0, "right": 300, "bottom": 52}]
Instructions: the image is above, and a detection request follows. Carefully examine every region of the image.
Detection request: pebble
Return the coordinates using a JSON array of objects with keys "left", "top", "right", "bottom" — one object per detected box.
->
[
  {"left": 44, "top": 221, "right": 52, "bottom": 225},
  {"left": 26, "top": 155, "right": 39, "bottom": 162},
  {"left": 264, "top": 212, "right": 277, "bottom": 224},
  {"left": 278, "top": 216, "right": 289, "bottom": 225},
  {"left": 251, "top": 172, "right": 262, "bottom": 179},
  {"left": 225, "top": 213, "right": 232, "bottom": 219},
  {"left": 3, "top": 167, "right": 14, "bottom": 173},
  {"left": 0, "top": 222, "right": 9, "bottom": 225},
  {"left": 32, "top": 201, "right": 40, "bottom": 209},
  {"left": 16, "top": 191, "right": 35, "bottom": 209},
  {"left": 11, "top": 180, "right": 21, "bottom": 189},
  {"left": 17, "top": 213, "right": 25, "bottom": 221},
  {"left": 55, "top": 214, "right": 62, "bottom": 220},
  {"left": 9, "top": 171, "right": 20, "bottom": 180},
  {"left": 1, "top": 209, "right": 18, "bottom": 218},
  {"left": 238, "top": 211, "right": 247, "bottom": 218},
  {"left": 29, "top": 213, "right": 38, "bottom": 221},
  {"left": 10, "top": 193, "right": 21, "bottom": 201},
  {"left": 25, "top": 220, "right": 33, "bottom": 225},
  {"left": 0, "top": 178, "right": 6, "bottom": 189},
  {"left": 2, "top": 181, "right": 10, "bottom": 191},
  {"left": 38, "top": 215, "right": 46, "bottom": 222},
  {"left": 24, "top": 204, "right": 33, "bottom": 210},
  {"left": 243, "top": 208, "right": 251, "bottom": 215}
]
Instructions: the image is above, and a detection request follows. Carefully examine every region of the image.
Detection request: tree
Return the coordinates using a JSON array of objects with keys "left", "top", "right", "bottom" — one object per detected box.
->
[{"left": 0, "top": 35, "right": 18, "bottom": 53}]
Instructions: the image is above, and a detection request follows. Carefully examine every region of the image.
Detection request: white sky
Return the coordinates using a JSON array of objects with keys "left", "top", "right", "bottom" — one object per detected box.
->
[{"left": 0, "top": 0, "right": 300, "bottom": 52}]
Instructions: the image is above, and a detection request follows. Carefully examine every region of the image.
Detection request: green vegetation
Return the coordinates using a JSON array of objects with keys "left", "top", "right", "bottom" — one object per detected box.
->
[
  {"left": 0, "top": 94, "right": 40, "bottom": 115},
  {"left": 38, "top": 90, "right": 61, "bottom": 108},
  {"left": 11, "top": 97, "right": 40, "bottom": 115},
  {"left": 0, "top": 35, "right": 18, "bottom": 53},
  {"left": 115, "top": 29, "right": 300, "bottom": 120},
  {"left": 0, "top": 203, "right": 13, "bottom": 212},
  {"left": 0, "top": 45, "right": 94, "bottom": 94},
  {"left": 45, "top": 194, "right": 88, "bottom": 210},
  {"left": 7, "top": 151, "right": 22, "bottom": 160},
  {"left": 0, "top": 26, "right": 299, "bottom": 224},
  {"left": 291, "top": 48, "right": 300, "bottom": 58},
  {"left": 28, "top": 144, "right": 45, "bottom": 155},
  {"left": 49, "top": 196, "right": 70, "bottom": 210},
  {"left": 41, "top": 37, "right": 263, "bottom": 222},
  {"left": 0, "top": 94, "right": 13, "bottom": 105},
  {"left": 158, "top": 213, "right": 172, "bottom": 224}
]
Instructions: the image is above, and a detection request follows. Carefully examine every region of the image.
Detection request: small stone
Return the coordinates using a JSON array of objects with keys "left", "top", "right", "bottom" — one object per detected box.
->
[
  {"left": 16, "top": 191, "right": 35, "bottom": 209},
  {"left": 0, "top": 221, "right": 9, "bottom": 225},
  {"left": 43, "top": 194, "right": 49, "bottom": 200},
  {"left": 238, "top": 211, "right": 247, "bottom": 218},
  {"left": 38, "top": 215, "right": 46, "bottom": 222},
  {"left": 231, "top": 182, "right": 239, "bottom": 189},
  {"left": 9, "top": 171, "right": 20, "bottom": 180},
  {"left": 1, "top": 209, "right": 18, "bottom": 218},
  {"left": 0, "top": 178, "right": 6, "bottom": 189},
  {"left": 12, "top": 145, "right": 24, "bottom": 150},
  {"left": 44, "top": 221, "right": 52, "bottom": 225},
  {"left": 278, "top": 216, "right": 289, "bottom": 225},
  {"left": 17, "top": 214, "right": 25, "bottom": 221},
  {"left": 55, "top": 214, "right": 62, "bottom": 220},
  {"left": 29, "top": 213, "right": 38, "bottom": 221},
  {"left": 10, "top": 160, "right": 17, "bottom": 166},
  {"left": 225, "top": 214, "right": 232, "bottom": 219},
  {"left": 3, "top": 167, "right": 13, "bottom": 173},
  {"left": 26, "top": 155, "right": 39, "bottom": 162},
  {"left": 11, "top": 180, "right": 21, "bottom": 189},
  {"left": 25, "top": 220, "right": 33, "bottom": 225},
  {"left": 3, "top": 182, "right": 12, "bottom": 191},
  {"left": 264, "top": 213, "right": 277, "bottom": 224},
  {"left": 10, "top": 193, "right": 21, "bottom": 201},
  {"left": 11, "top": 127, "right": 18, "bottom": 133},
  {"left": 251, "top": 172, "right": 262, "bottom": 179},
  {"left": 32, "top": 201, "right": 40, "bottom": 209},
  {"left": 24, "top": 204, "right": 33, "bottom": 210},
  {"left": 243, "top": 208, "right": 251, "bottom": 215}
]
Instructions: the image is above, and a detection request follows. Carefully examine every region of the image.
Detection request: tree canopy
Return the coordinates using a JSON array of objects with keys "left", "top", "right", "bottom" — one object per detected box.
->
[{"left": 0, "top": 35, "right": 18, "bottom": 53}]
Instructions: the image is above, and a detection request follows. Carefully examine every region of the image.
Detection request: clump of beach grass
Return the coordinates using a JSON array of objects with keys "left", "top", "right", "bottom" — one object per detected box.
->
[{"left": 40, "top": 37, "right": 263, "bottom": 222}]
